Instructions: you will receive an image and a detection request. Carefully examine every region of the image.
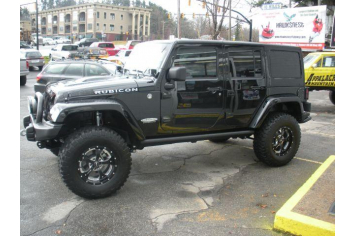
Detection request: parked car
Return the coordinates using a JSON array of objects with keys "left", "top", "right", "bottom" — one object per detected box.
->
[
  {"left": 49, "top": 44, "right": 79, "bottom": 61},
  {"left": 90, "top": 42, "right": 119, "bottom": 56},
  {"left": 34, "top": 60, "right": 122, "bottom": 92},
  {"left": 20, "top": 49, "right": 45, "bottom": 71},
  {"left": 125, "top": 40, "right": 141, "bottom": 50},
  {"left": 31, "top": 36, "right": 43, "bottom": 46},
  {"left": 53, "top": 36, "right": 71, "bottom": 44},
  {"left": 105, "top": 50, "right": 131, "bottom": 65},
  {"left": 20, "top": 53, "right": 29, "bottom": 85},
  {"left": 77, "top": 38, "right": 99, "bottom": 47},
  {"left": 23, "top": 40, "right": 312, "bottom": 199},
  {"left": 80, "top": 47, "right": 109, "bottom": 59},
  {"left": 20, "top": 41, "right": 32, "bottom": 49},
  {"left": 43, "top": 38, "right": 55, "bottom": 46},
  {"left": 304, "top": 51, "right": 335, "bottom": 104}
]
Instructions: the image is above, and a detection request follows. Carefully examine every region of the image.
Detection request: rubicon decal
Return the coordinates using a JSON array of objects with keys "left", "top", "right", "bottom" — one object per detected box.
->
[{"left": 94, "top": 88, "right": 138, "bottom": 95}]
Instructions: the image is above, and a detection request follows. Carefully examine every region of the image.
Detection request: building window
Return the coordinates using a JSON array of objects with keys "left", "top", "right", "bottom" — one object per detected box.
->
[
  {"left": 103, "top": 24, "right": 106, "bottom": 30},
  {"left": 97, "top": 11, "right": 99, "bottom": 18},
  {"left": 96, "top": 23, "right": 99, "bottom": 30},
  {"left": 104, "top": 12, "right": 106, "bottom": 19},
  {"left": 110, "top": 13, "right": 115, "bottom": 20},
  {"left": 110, "top": 24, "right": 114, "bottom": 31},
  {"left": 120, "top": 25, "right": 123, "bottom": 30},
  {"left": 88, "top": 23, "right": 92, "bottom": 30},
  {"left": 121, "top": 14, "right": 123, "bottom": 20}
]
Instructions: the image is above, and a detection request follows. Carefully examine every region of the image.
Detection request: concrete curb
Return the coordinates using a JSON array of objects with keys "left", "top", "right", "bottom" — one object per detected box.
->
[{"left": 274, "top": 155, "right": 335, "bottom": 236}]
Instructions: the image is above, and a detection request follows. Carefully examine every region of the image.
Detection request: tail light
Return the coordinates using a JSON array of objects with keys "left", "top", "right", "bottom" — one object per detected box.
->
[
  {"left": 26, "top": 61, "right": 29, "bottom": 69},
  {"left": 36, "top": 73, "right": 42, "bottom": 82},
  {"left": 305, "top": 87, "right": 309, "bottom": 100},
  {"left": 40, "top": 57, "right": 44, "bottom": 59}
]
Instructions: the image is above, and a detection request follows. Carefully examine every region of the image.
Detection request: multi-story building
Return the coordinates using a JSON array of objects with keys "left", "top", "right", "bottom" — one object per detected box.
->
[{"left": 30, "top": 3, "right": 152, "bottom": 41}]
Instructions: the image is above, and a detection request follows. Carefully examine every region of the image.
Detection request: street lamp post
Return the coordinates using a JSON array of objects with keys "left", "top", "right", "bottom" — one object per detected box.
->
[{"left": 36, "top": 0, "right": 39, "bottom": 50}]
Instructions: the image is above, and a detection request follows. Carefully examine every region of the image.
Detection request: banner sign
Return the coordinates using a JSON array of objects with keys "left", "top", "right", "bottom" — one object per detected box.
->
[
  {"left": 258, "top": 6, "right": 326, "bottom": 50},
  {"left": 331, "top": 16, "right": 335, "bottom": 47}
]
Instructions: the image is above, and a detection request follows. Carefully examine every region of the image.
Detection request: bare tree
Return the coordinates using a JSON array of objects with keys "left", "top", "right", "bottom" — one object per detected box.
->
[{"left": 204, "top": 0, "right": 231, "bottom": 39}]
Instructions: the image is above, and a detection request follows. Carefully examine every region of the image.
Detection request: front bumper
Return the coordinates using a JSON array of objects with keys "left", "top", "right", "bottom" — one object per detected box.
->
[{"left": 23, "top": 115, "right": 62, "bottom": 142}]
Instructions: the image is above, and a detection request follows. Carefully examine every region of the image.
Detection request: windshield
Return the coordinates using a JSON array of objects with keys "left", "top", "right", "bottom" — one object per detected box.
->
[
  {"left": 303, "top": 54, "right": 320, "bottom": 67},
  {"left": 62, "top": 45, "right": 78, "bottom": 51},
  {"left": 123, "top": 42, "right": 171, "bottom": 78}
]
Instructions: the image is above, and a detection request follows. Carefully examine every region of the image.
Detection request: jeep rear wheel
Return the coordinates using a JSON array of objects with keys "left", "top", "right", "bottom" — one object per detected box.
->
[
  {"left": 253, "top": 112, "right": 300, "bottom": 167},
  {"left": 59, "top": 126, "right": 131, "bottom": 199}
]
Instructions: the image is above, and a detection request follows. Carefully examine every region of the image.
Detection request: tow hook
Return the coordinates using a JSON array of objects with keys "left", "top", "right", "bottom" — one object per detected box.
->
[{"left": 20, "top": 129, "right": 26, "bottom": 137}]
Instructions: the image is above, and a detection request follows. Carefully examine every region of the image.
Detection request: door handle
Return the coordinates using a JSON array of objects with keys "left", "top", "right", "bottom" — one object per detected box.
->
[
  {"left": 251, "top": 86, "right": 266, "bottom": 90},
  {"left": 207, "top": 87, "right": 223, "bottom": 94}
]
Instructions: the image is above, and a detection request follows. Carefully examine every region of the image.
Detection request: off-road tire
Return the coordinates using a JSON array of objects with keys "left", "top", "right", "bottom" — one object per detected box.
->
[
  {"left": 329, "top": 91, "right": 335, "bottom": 105},
  {"left": 50, "top": 148, "right": 60, "bottom": 156},
  {"left": 59, "top": 126, "right": 132, "bottom": 199},
  {"left": 20, "top": 76, "right": 27, "bottom": 86},
  {"left": 253, "top": 112, "right": 301, "bottom": 167},
  {"left": 209, "top": 138, "right": 230, "bottom": 143}
]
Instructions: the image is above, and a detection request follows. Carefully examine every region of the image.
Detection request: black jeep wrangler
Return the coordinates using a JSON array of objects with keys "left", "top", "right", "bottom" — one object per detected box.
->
[{"left": 22, "top": 40, "right": 311, "bottom": 199}]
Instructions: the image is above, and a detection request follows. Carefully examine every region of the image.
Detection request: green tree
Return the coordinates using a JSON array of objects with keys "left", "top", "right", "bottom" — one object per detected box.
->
[
  {"left": 48, "top": 0, "right": 54, "bottom": 9},
  {"left": 234, "top": 17, "right": 242, "bottom": 40},
  {"left": 20, "top": 7, "right": 31, "bottom": 21}
]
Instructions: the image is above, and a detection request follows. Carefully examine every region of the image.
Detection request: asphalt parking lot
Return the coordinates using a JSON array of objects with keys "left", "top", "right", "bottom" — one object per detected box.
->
[{"left": 20, "top": 71, "right": 335, "bottom": 236}]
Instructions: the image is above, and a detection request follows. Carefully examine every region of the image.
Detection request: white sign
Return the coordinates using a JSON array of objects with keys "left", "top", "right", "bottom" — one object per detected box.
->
[
  {"left": 48, "top": 15, "right": 52, "bottom": 24},
  {"left": 88, "top": 9, "right": 93, "bottom": 19},
  {"left": 59, "top": 13, "right": 64, "bottom": 22},
  {"left": 258, "top": 6, "right": 326, "bottom": 50},
  {"left": 262, "top": 3, "right": 283, "bottom": 10}
]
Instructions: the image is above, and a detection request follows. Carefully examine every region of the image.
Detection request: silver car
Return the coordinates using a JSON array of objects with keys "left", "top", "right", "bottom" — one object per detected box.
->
[{"left": 20, "top": 49, "right": 45, "bottom": 71}]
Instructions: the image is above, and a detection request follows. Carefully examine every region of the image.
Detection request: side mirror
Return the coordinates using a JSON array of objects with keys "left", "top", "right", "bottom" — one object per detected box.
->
[
  {"left": 168, "top": 67, "right": 187, "bottom": 82},
  {"left": 117, "top": 65, "right": 123, "bottom": 73}
]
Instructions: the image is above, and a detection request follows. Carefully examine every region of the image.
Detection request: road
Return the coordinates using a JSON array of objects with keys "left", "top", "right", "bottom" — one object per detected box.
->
[{"left": 20, "top": 73, "right": 335, "bottom": 236}]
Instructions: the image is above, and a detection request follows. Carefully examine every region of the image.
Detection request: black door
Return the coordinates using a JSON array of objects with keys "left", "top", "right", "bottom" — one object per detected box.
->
[
  {"left": 160, "top": 46, "right": 225, "bottom": 134},
  {"left": 224, "top": 46, "right": 267, "bottom": 128}
]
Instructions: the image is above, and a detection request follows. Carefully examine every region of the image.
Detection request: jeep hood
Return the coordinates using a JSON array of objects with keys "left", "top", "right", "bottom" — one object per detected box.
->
[{"left": 48, "top": 76, "right": 143, "bottom": 103}]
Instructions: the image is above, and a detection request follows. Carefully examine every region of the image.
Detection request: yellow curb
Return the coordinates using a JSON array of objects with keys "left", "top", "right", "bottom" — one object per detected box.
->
[{"left": 274, "top": 155, "right": 335, "bottom": 236}]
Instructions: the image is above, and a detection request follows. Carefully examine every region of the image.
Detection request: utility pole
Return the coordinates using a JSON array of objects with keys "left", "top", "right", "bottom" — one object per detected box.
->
[
  {"left": 36, "top": 0, "right": 39, "bottom": 50},
  {"left": 177, "top": 0, "right": 181, "bottom": 39},
  {"left": 229, "top": 0, "right": 231, "bottom": 40}
]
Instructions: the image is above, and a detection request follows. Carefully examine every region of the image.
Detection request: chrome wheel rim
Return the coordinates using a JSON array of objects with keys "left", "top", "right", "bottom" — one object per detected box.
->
[
  {"left": 78, "top": 146, "right": 118, "bottom": 185},
  {"left": 272, "top": 127, "right": 293, "bottom": 156}
]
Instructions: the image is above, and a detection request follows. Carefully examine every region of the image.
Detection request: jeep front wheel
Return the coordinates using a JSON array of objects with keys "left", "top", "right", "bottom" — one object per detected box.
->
[
  {"left": 253, "top": 112, "right": 300, "bottom": 167},
  {"left": 59, "top": 126, "right": 132, "bottom": 199}
]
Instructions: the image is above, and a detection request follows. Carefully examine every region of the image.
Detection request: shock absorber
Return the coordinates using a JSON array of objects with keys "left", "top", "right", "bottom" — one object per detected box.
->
[{"left": 96, "top": 111, "right": 102, "bottom": 126}]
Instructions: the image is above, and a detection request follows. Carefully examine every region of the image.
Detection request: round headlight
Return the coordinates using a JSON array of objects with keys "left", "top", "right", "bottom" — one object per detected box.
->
[{"left": 27, "top": 96, "right": 37, "bottom": 114}]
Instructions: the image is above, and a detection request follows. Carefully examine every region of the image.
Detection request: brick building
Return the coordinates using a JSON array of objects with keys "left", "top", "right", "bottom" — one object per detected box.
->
[{"left": 30, "top": 3, "right": 152, "bottom": 41}]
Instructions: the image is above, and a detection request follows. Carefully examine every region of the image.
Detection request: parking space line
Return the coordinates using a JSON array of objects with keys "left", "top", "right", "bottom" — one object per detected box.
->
[{"left": 294, "top": 157, "right": 323, "bottom": 165}]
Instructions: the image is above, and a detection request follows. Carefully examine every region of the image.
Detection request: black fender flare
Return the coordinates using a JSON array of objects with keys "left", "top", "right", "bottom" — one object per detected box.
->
[
  {"left": 50, "top": 99, "right": 145, "bottom": 141},
  {"left": 249, "top": 96, "right": 310, "bottom": 129}
]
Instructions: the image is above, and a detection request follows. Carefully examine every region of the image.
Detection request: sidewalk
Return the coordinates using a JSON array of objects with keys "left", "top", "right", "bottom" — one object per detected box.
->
[{"left": 274, "top": 155, "right": 335, "bottom": 236}]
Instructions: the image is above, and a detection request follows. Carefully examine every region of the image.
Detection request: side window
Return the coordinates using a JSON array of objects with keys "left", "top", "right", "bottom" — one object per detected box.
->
[
  {"left": 85, "top": 64, "right": 109, "bottom": 76},
  {"left": 322, "top": 56, "right": 335, "bottom": 67},
  {"left": 173, "top": 47, "right": 217, "bottom": 79},
  {"left": 64, "top": 64, "right": 84, "bottom": 76},
  {"left": 43, "top": 64, "right": 67, "bottom": 75},
  {"left": 315, "top": 58, "right": 322, "bottom": 67},
  {"left": 269, "top": 50, "right": 301, "bottom": 78},
  {"left": 228, "top": 49, "right": 263, "bottom": 78}
]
